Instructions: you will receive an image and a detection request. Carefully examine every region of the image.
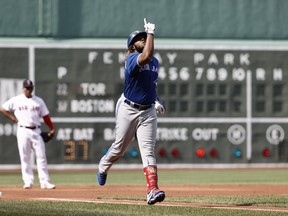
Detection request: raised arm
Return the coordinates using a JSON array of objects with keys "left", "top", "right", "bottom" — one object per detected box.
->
[{"left": 138, "top": 18, "right": 155, "bottom": 66}]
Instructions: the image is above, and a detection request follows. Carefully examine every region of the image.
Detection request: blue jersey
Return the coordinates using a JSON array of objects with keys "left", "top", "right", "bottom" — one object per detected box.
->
[{"left": 123, "top": 52, "right": 158, "bottom": 105}]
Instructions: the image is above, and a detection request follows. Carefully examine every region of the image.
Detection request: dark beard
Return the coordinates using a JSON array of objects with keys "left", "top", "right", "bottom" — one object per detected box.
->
[{"left": 135, "top": 45, "right": 144, "bottom": 53}]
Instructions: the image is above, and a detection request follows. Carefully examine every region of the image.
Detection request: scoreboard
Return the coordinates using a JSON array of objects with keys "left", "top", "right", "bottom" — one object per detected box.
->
[{"left": 1, "top": 42, "right": 288, "bottom": 165}]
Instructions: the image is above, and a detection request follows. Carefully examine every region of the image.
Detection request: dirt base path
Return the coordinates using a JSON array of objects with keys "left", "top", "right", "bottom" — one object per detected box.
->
[
  {"left": 1, "top": 184, "right": 288, "bottom": 213},
  {"left": 1, "top": 184, "right": 288, "bottom": 200}
]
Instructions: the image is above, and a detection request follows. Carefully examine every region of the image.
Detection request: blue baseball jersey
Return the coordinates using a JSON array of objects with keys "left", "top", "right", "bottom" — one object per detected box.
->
[{"left": 123, "top": 52, "right": 158, "bottom": 105}]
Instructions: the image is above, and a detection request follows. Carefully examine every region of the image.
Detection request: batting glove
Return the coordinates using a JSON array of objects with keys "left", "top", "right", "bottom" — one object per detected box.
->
[
  {"left": 144, "top": 18, "right": 155, "bottom": 35},
  {"left": 155, "top": 100, "right": 165, "bottom": 115}
]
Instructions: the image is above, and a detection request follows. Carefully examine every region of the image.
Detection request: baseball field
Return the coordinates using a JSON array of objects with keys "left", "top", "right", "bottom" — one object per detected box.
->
[{"left": 0, "top": 168, "right": 288, "bottom": 215}]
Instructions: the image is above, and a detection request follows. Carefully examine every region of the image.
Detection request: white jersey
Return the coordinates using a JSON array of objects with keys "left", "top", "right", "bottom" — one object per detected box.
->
[{"left": 2, "top": 94, "right": 49, "bottom": 127}]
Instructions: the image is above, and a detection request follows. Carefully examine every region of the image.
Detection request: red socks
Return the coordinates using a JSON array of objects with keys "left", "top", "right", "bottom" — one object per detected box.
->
[{"left": 144, "top": 165, "right": 158, "bottom": 192}]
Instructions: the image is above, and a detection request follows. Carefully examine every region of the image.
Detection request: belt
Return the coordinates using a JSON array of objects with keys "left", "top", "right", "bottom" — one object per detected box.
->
[
  {"left": 20, "top": 125, "right": 40, "bottom": 130},
  {"left": 124, "top": 99, "right": 152, "bottom": 111}
]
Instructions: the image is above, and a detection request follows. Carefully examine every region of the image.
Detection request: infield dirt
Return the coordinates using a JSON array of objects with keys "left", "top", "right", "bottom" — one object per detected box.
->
[{"left": 1, "top": 184, "right": 288, "bottom": 212}]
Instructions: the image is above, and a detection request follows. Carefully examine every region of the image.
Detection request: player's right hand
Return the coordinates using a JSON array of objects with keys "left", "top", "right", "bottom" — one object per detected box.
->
[{"left": 144, "top": 18, "right": 155, "bottom": 35}]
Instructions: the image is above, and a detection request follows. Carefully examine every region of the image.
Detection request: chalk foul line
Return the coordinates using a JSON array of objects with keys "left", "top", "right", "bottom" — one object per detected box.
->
[{"left": 35, "top": 198, "right": 288, "bottom": 213}]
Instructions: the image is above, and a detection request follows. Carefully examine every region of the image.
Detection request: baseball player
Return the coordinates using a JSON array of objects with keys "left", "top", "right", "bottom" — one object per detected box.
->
[
  {"left": 97, "top": 18, "right": 166, "bottom": 205},
  {"left": 0, "top": 79, "right": 56, "bottom": 189}
]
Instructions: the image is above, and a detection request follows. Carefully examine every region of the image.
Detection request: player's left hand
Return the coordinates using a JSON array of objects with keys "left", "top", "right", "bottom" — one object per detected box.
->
[
  {"left": 144, "top": 18, "right": 155, "bottom": 35},
  {"left": 41, "top": 131, "right": 54, "bottom": 143},
  {"left": 155, "top": 100, "right": 165, "bottom": 115},
  {"left": 50, "top": 129, "right": 55, "bottom": 136}
]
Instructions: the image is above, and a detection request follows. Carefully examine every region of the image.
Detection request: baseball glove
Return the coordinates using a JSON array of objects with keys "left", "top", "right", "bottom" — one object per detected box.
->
[{"left": 41, "top": 131, "right": 54, "bottom": 143}]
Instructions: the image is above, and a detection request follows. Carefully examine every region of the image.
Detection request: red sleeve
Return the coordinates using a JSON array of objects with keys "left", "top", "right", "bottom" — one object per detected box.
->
[{"left": 43, "top": 115, "right": 54, "bottom": 130}]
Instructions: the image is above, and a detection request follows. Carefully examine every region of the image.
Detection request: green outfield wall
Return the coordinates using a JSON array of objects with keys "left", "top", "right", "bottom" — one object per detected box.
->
[
  {"left": 0, "top": 0, "right": 288, "bottom": 39},
  {"left": 0, "top": 0, "right": 288, "bottom": 166},
  {"left": 1, "top": 40, "right": 288, "bottom": 165}
]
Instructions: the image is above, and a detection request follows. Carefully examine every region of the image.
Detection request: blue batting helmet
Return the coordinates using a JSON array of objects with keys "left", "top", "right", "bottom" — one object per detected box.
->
[{"left": 127, "top": 31, "right": 147, "bottom": 48}]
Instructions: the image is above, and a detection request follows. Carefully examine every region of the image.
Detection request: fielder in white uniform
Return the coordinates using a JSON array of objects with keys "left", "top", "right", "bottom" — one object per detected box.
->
[{"left": 0, "top": 79, "right": 56, "bottom": 189}]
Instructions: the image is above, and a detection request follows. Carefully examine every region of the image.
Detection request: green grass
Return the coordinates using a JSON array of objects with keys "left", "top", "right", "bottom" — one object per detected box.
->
[
  {"left": 67, "top": 169, "right": 288, "bottom": 185},
  {"left": 166, "top": 195, "right": 288, "bottom": 207},
  {"left": 0, "top": 200, "right": 288, "bottom": 216},
  {"left": 1, "top": 169, "right": 288, "bottom": 215},
  {"left": 2, "top": 169, "right": 288, "bottom": 186}
]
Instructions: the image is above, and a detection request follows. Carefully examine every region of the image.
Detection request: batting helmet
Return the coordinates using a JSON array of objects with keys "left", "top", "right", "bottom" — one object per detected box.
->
[{"left": 127, "top": 31, "right": 147, "bottom": 48}]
